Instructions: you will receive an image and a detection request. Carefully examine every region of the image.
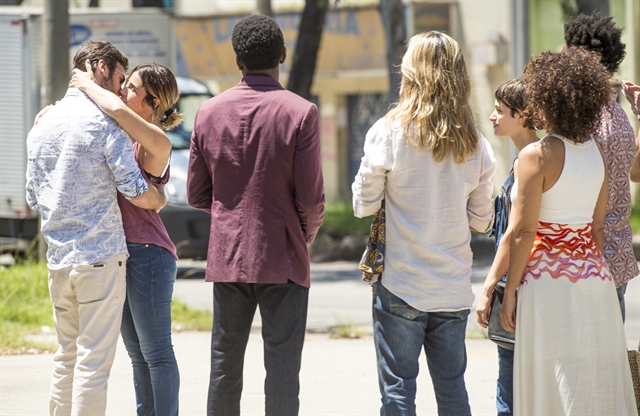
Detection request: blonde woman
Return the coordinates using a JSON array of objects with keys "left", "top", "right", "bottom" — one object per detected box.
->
[
  {"left": 352, "top": 31, "right": 496, "bottom": 415},
  {"left": 69, "top": 62, "right": 183, "bottom": 415}
]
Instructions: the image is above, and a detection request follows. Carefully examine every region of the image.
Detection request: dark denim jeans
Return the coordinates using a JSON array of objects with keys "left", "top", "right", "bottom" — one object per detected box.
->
[
  {"left": 617, "top": 282, "right": 627, "bottom": 323},
  {"left": 207, "top": 281, "right": 309, "bottom": 416},
  {"left": 372, "top": 281, "right": 471, "bottom": 416},
  {"left": 120, "top": 243, "right": 180, "bottom": 416},
  {"left": 496, "top": 345, "right": 514, "bottom": 416}
]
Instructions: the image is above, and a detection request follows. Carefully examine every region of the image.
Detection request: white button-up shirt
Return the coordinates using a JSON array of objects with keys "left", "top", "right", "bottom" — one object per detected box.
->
[
  {"left": 353, "top": 118, "right": 496, "bottom": 312},
  {"left": 26, "top": 89, "right": 148, "bottom": 268}
]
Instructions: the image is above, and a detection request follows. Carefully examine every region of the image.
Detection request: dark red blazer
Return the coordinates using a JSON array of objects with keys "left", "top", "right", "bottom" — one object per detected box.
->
[{"left": 187, "top": 74, "right": 325, "bottom": 287}]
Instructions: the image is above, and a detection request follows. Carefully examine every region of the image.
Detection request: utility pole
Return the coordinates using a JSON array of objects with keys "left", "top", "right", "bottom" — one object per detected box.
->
[
  {"left": 510, "top": 0, "right": 529, "bottom": 79},
  {"left": 257, "top": 0, "right": 272, "bottom": 17},
  {"left": 42, "top": 0, "right": 69, "bottom": 106},
  {"left": 39, "top": 0, "right": 69, "bottom": 261}
]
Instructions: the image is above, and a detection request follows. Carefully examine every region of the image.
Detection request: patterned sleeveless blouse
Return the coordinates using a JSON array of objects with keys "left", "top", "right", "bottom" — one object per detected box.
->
[{"left": 592, "top": 99, "right": 639, "bottom": 287}]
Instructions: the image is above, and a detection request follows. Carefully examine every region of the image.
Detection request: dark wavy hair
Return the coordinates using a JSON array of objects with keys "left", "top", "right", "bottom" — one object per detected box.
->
[
  {"left": 522, "top": 47, "right": 611, "bottom": 143},
  {"left": 231, "top": 15, "right": 284, "bottom": 71},
  {"left": 494, "top": 78, "right": 534, "bottom": 129},
  {"left": 73, "top": 40, "right": 129, "bottom": 73},
  {"left": 564, "top": 13, "right": 626, "bottom": 74}
]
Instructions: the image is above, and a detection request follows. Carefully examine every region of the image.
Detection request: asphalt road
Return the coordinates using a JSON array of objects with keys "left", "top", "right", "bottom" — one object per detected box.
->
[{"left": 173, "top": 257, "right": 640, "bottom": 345}]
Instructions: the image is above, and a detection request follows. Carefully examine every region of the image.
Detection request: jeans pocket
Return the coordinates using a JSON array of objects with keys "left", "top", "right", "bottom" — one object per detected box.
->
[
  {"left": 377, "top": 282, "right": 421, "bottom": 321},
  {"left": 159, "top": 246, "right": 177, "bottom": 275},
  {"left": 73, "top": 265, "right": 106, "bottom": 304},
  {"left": 433, "top": 309, "right": 471, "bottom": 321}
]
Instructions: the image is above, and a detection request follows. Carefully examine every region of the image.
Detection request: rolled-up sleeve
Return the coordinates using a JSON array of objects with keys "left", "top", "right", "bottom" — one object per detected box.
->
[
  {"left": 293, "top": 104, "right": 325, "bottom": 244},
  {"left": 467, "top": 135, "right": 497, "bottom": 232},
  {"left": 106, "top": 128, "right": 148, "bottom": 200},
  {"left": 352, "top": 119, "right": 393, "bottom": 218}
]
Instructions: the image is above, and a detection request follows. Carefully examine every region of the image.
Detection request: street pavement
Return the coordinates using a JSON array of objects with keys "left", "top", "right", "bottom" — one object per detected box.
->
[{"left": 2, "top": 259, "right": 639, "bottom": 415}]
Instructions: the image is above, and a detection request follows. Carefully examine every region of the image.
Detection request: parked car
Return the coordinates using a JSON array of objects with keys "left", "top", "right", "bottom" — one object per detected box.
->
[{"left": 159, "top": 77, "right": 213, "bottom": 259}]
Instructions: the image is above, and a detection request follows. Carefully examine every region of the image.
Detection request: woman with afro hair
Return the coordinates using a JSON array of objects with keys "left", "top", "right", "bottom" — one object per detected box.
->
[
  {"left": 500, "top": 47, "right": 637, "bottom": 414},
  {"left": 565, "top": 12, "right": 639, "bottom": 324}
]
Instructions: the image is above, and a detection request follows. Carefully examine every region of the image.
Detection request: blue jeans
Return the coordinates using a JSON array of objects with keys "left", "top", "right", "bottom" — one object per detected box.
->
[
  {"left": 120, "top": 243, "right": 179, "bottom": 416},
  {"left": 372, "top": 281, "right": 471, "bottom": 416},
  {"left": 496, "top": 345, "right": 514, "bottom": 416},
  {"left": 617, "top": 283, "right": 627, "bottom": 323},
  {"left": 207, "top": 281, "right": 309, "bottom": 416}
]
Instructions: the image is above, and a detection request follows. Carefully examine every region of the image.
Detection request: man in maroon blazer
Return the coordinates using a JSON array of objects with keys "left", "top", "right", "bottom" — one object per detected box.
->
[{"left": 187, "top": 15, "right": 325, "bottom": 416}]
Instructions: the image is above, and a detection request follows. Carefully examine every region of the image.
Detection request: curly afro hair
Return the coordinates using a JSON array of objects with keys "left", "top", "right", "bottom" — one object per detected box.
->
[
  {"left": 522, "top": 47, "right": 611, "bottom": 143},
  {"left": 564, "top": 13, "right": 626, "bottom": 74},
  {"left": 232, "top": 15, "right": 284, "bottom": 71}
]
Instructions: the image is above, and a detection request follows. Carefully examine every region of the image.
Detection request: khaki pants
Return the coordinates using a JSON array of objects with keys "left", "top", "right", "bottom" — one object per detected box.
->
[{"left": 48, "top": 253, "right": 127, "bottom": 416}]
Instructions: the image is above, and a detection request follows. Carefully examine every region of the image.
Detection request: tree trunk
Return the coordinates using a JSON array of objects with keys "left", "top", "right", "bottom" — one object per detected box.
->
[
  {"left": 287, "top": 0, "right": 329, "bottom": 100},
  {"left": 257, "top": 0, "right": 272, "bottom": 17},
  {"left": 380, "top": 0, "right": 406, "bottom": 106},
  {"left": 561, "top": 0, "right": 610, "bottom": 20},
  {"left": 132, "top": 0, "right": 164, "bottom": 7},
  {"left": 576, "top": 0, "right": 609, "bottom": 16}
]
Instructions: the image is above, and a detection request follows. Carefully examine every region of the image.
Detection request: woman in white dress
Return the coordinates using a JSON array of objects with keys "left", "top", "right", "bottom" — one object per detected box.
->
[{"left": 500, "top": 47, "right": 637, "bottom": 414}]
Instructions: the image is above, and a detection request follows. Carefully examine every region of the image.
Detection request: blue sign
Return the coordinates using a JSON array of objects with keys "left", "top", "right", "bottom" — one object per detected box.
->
[{"left": 70, "top": 24, "right": 92, "bottom": 47}]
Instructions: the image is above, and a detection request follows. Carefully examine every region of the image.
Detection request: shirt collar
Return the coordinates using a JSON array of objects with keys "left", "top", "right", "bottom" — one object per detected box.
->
[{"left": 240, "top": 73, "right": 283, "bottom": 89}]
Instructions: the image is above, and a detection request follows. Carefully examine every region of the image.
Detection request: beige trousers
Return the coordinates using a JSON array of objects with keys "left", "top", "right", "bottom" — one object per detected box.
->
[{"left": 48, "top": 253, "right": 127, "bottom": 416}]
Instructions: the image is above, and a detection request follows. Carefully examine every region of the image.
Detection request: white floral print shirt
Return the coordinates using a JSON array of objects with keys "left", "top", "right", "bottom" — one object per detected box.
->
[{"left": 26, "top": 89, "right": 148, "bottom": 269}]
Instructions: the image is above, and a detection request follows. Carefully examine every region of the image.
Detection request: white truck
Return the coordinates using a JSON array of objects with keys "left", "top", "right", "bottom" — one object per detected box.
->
[{"left": 0, "top": 8, "right": 174, "bottom": 252}]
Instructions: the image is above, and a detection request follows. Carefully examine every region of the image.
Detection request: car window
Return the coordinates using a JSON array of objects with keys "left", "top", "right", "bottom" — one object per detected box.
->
[
  {"left": 168, "top": 93, "right": 212, "bottom": 150},
  {"left": 180, "top": 95, "right": 210, "bottom": 134}
]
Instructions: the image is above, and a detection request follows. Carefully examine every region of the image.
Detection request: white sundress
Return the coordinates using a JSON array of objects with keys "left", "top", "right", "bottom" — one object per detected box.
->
[{"left": 513, "top": 135, "right": 637, "bottom": 415}]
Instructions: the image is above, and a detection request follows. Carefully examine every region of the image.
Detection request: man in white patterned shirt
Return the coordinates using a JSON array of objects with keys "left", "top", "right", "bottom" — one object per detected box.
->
[{"left": 26, "top": 41, "right": 166, "bottom": 415}]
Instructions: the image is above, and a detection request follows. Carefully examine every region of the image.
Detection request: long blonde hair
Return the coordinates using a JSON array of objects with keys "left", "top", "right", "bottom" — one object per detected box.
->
[{"left": 386, "top": 31, "right": 478, "bottom": 163}]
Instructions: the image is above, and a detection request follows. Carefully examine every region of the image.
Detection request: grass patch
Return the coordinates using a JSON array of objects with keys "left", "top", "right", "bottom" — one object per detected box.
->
[
  {"left": 321, "top": 200, "right": 372, "bottom": 238},
  {"left": 0, "top": 262, "right": 55, "bottom": 354},
  {"left": 330, "top": 321, "right": 368, "bottom": 339},
  {"left": 171, "top": 300, "right": 212, "bottom": 331},
  {"left": 0, "top": 261, "right": 212, "bottom": 354}
]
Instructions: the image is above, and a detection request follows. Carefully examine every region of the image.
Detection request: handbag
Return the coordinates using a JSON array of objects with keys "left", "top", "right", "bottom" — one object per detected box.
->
[
  {"left": 359, "top": 200, "right": 385, "bottom": 286},
  {"left": 628, "top": 350, "right": 640, "bottom": 412},
  {"left": 487, "top": 279, "right": 516, "bottom": 350},
  {"left": 487, "top": 166, "right": 516, "bottom": 349}
]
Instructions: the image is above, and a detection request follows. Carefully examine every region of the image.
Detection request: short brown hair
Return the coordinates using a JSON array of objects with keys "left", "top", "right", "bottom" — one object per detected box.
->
[
  {"left": 72, "top": 41, "right": 129, "bottom": 73},
  {"left": 128, "top": 63, "right": 183, "bottom": 130},
  {"left": 522, "top": 47, "right": 611, "bottom": 143},
  {"left": 494, "top": 78, "right": 534, "bottom": 129}
]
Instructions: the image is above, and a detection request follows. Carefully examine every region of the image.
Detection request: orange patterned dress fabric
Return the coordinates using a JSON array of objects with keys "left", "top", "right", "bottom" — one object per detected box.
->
[{"left": 523, "top": 221, "right": 612, "bottom": 284}]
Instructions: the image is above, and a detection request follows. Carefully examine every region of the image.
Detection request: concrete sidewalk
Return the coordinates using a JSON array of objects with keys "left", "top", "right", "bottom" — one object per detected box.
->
[
  {"left": 2, "top": 261, "right": 639, "bottom": 415},
  {"left": 1, "top": 331, "right": 501, "bottom": 415}
]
